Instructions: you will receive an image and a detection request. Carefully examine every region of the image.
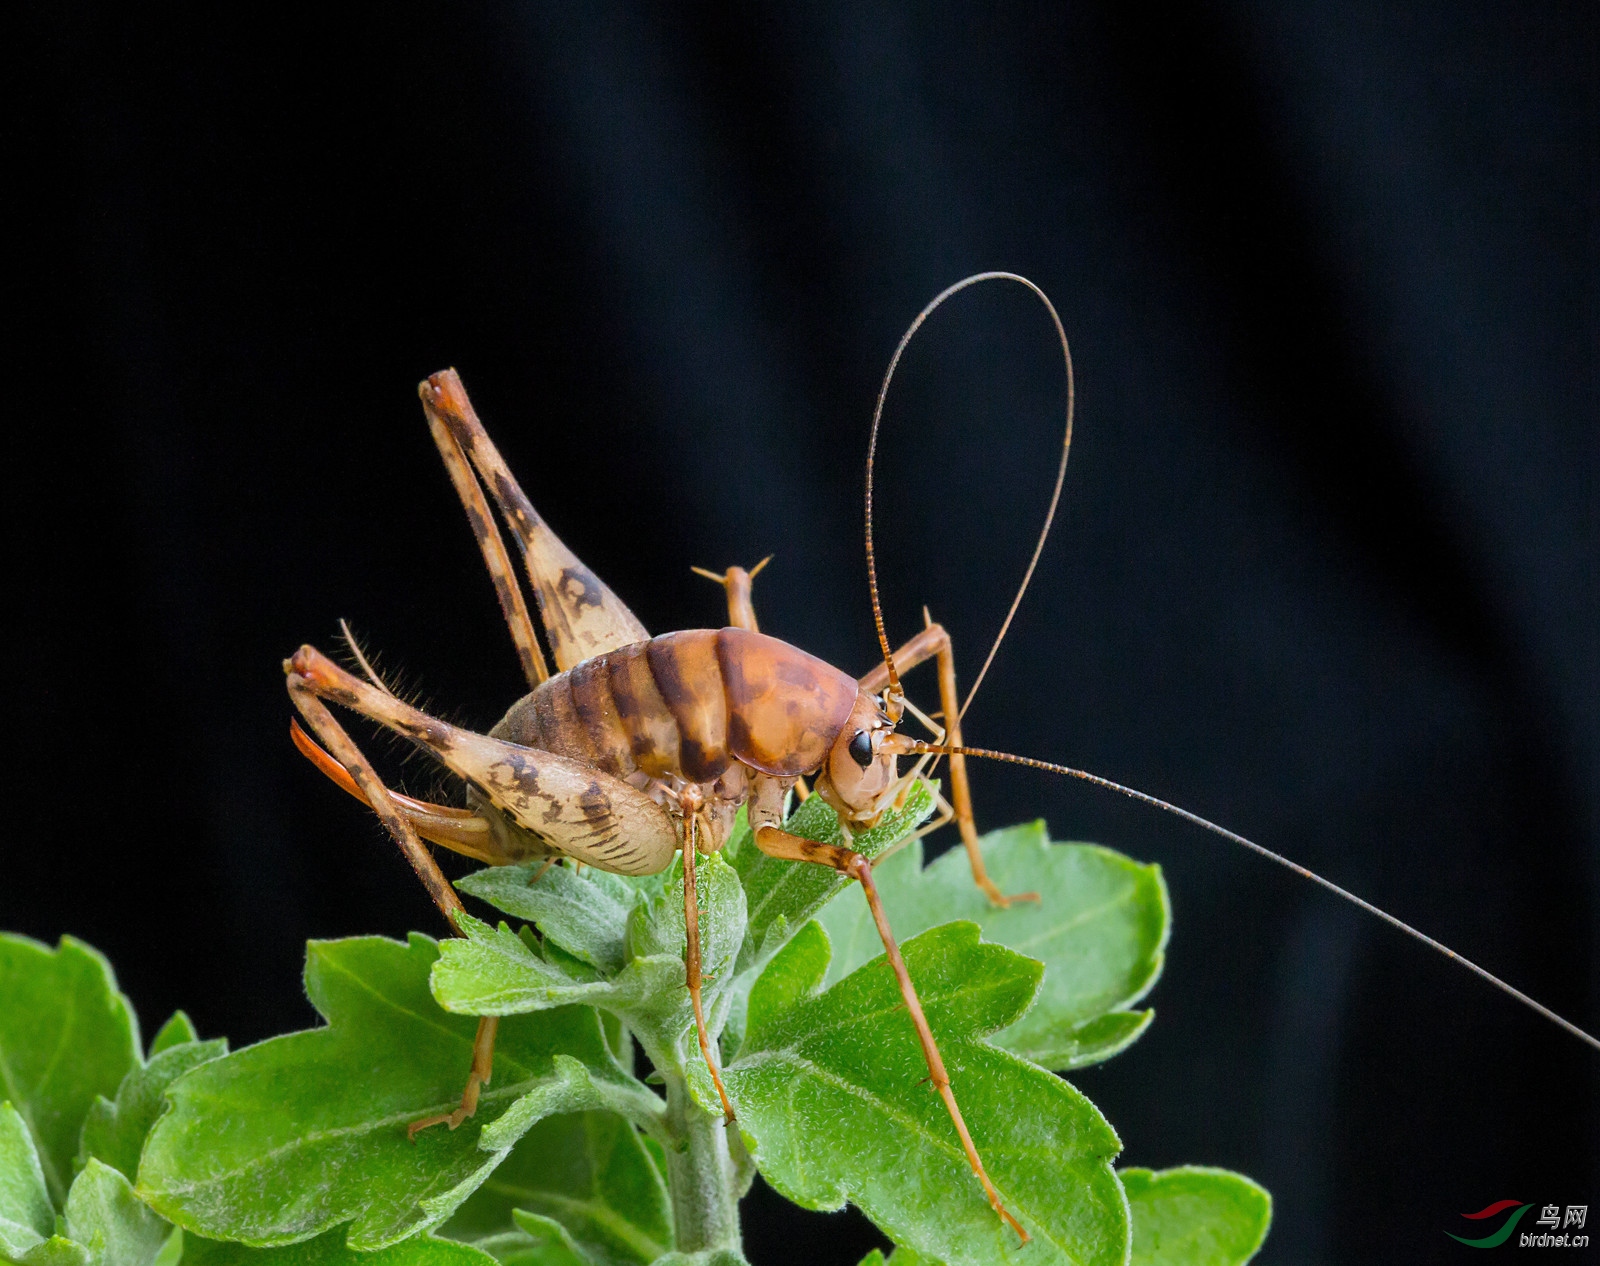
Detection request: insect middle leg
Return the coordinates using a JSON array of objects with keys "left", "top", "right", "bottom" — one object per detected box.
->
[
  {"left": 691, "top": 557, "right": 771, "bottom": 632},
  {"left": 859, "top": 620, "right": 1038, "bottom": 906},
  {"left": 750, "top": 823, "right": 1027, "bottom": 1242},
  {"left": 678, "top": 788, "right": 736, "bottom": 1121}
]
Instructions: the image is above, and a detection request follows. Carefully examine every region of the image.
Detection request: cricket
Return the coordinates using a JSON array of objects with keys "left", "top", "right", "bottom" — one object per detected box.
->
[{"left": 283, "top": 272, "right": 1599, "bottom": 1244}]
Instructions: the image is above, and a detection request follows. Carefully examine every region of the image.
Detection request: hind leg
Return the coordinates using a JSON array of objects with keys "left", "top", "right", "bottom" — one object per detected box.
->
[
  {"left": 285, "top": 672, "right": 499, "bottom": 1136},
  {"left": 423, "top": 399, "right": 548, "bottom": 690},
  {"left": 419, "top": 371, "right": 651, "bottom": 672}
]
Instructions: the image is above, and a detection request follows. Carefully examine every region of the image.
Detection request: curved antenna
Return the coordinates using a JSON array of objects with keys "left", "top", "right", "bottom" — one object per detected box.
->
[
  {"left": 864, "top": 272, "right": 1075, "bottom": 724},
  {"left": 901, "top": 739, "right": 1600, "bottom": 1055}
]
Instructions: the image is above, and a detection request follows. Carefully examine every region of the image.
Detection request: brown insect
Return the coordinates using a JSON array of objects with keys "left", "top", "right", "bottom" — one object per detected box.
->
[{"left": 285, "top": 273, "right": 1599, "bottom": 1245}]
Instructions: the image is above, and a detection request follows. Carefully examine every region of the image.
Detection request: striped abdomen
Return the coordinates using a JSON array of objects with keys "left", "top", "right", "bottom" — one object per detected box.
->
[{"left": 490, "top": 628, "right": 861, "bottom": 785}]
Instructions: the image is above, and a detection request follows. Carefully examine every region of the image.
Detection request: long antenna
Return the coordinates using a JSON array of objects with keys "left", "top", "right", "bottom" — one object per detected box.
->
[
  {"left": 864, "top": 272, "right": 1075, "bottom": 724},
  {"left": 899, "top": 739, "right": 1600, "bottom": 1055}
]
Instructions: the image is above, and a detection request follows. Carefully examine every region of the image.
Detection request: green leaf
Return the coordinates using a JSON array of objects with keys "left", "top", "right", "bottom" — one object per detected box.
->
[
  {"left": 429, "top": 918, "right": 614, "bottom": 1016},
  {"left": 444, "top": 1111, "right": 670, "bottom": 1265},
  {"left": 137, "top": 935, "right": 639, "bottom": 1250},
  {"left": 8, "top": 1238, "right": 92, "bottom": 1266},
  {"left": 0, "top": 936, "right": 141, "bottom": 1206},
  {"left": 623, "top": 854, "right": 745, "bottom": 989},
  {"left": 648, "top": 1254, "right": 748, "bottom": 1266},
  {"left": 79, "top": 1039, "right": 228, "bottom": 1180},
  {"left": 1120, "top": 1168, "right": 1271, "bottom": 1266},
  {"left": 60, "top": 1160, "right": 170, "bottom": 1266},
  {"left": 509, "top": 1212, "right": 595, "bottom": 1266},
  {"left": 856, "top": 1250, "right": 934, "bottom": 1266},
  {"left": 726, "top": 921, "right": 1128, "bottom": 1266},
  {"left": 437, "top": 851, "right": 747, "bottom": 1029},
  {"left": 886, "top": 1251, "right": 934, "bottom": 1266},
  {"left": 147, "top": 1016, "right": 200, "bottom": 1060},
  {"left": 182, "top": 1228, "right": 499, "bottom": 1265},
  {"left": 464, "top": 1228, "right": 585, "bottom": 1266},
  {"left": 458, "top": 867, "right": 636, "bottom": 977},
  {"left": 0, "top": 1103, "right": 54, "bottom": 1258},
  {"left": 153, "top": 1228, "right": 183, "bottom": 1266},
  {"left": 816, "top": 823, "right": 1168, "bottom": 1068},
  {"left": 435, "top": 854, "right": 747, "bottom": 1115}
]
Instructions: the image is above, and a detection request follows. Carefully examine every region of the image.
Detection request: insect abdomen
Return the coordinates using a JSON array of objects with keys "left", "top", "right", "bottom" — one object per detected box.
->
[{"left": 492, "top": 628, "right": 859, "bottom": 785}]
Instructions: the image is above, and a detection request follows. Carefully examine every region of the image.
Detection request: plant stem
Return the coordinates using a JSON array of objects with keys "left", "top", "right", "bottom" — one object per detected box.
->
[{"left": 662, "top": 1071, "right": 742, "bottom": 1254}]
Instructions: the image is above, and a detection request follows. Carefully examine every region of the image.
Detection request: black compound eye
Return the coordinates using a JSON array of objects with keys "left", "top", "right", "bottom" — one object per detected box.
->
[{"left": 847, "top": 729, "right": 874, "bottom": 768}]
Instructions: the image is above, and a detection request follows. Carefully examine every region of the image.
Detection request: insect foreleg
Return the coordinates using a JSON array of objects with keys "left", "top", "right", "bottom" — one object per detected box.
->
[
  {"left": 750, "top": 824, "right": 1027, "bottom": 1243},
  {"left": 859, "top": 619, "right": 1037, "bottom": 906}
]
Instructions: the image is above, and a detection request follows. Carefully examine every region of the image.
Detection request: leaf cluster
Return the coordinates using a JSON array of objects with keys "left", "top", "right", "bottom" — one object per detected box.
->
[{"left": 3, "top": 788, "right": 1271, "bottom": 1265}]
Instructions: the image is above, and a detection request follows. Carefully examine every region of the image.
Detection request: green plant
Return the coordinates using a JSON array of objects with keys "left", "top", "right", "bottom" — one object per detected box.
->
[{"left": 2, "top": 786, "right": 1270, "bottom": 1265}]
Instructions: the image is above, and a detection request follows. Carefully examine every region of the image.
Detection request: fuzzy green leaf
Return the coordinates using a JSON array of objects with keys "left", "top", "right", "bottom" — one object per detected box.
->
[
  {"left": 183, "top": 1228, "right": 499, "bottom": 1265},
  {"left": 7, "top": 1239, "right": 93, "bottom": 1266},
  {"left": 623, "top": 854, "right": 745, "bottom": 986},
  {"left": 137, "top": 935, "right": 639, "bottom": 1250},
  {"left": 727, "top": 920, "right": 1127, "bottom": 1266},
  {"left": 510, "top": 1212, "right": 594, "bottom": 1266},
  {"left": 445, "top": 1111, "right": 670, "bottom": 1265},
  {"left": 458, "top": 867, "right": 636, "bottom": 977},
  {"left": 0, "top": 1103, "right": 54, "bottom": 1258},
  {"left": 429, "top": 918, "right": 615, "bottom": 1016},
  {"left": 59, "top": 1160, "right": 171, "bottom": 1266},
  {"left": 649, "top": 1253, "right": 748, "bottom": 1266},
  {"left": 1121, "top": 1168, "right": 1271, "bottom": 1266},
  {"left": 436, "top": 854, "right": 746, "bottom": 1116},
  {"left": 0, "top": 937, "right": 141, "bottom": 1207},
  {"left": 464, "top": 1227, "right": 585, "bottom": 1266},
  {"left": 817, "top": 824, "right": 1167, "bottom": 1068},
  {"left": 856, "top": 1251, "right": 934, "bottom": 1266},
  {"left": 78, "top": 1039, "right": 228, "bottom": 1180},
  {"left": 147, "top": 1016, "right": 200, "bottom": 1061}
]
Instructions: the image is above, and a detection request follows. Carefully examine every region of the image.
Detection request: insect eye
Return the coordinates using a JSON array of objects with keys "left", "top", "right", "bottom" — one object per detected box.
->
[{"left": 847, "top": 729, "right": 874, "bottom": 768}]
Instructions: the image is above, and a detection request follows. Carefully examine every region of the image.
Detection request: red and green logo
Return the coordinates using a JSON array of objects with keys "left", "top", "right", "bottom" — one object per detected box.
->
[{"left": 1447, "top": 1200, "right": 1534, "bottom": 1248}]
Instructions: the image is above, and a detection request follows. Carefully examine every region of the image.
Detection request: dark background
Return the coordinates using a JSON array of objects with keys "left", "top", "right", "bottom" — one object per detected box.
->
[{"left": 6, "top": 3, "right": 1595, "bottom": 1262}]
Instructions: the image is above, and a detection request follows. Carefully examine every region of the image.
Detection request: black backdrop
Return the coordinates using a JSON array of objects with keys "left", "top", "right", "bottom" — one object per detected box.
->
[{"left": 6, "top": 4, "right": 1596, "bottom": 1263}]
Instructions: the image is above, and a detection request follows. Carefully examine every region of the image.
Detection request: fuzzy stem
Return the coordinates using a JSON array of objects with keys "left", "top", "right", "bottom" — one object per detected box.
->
[{"left": 661, "top": 1070, "right": 742, "bottom": 1254}]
